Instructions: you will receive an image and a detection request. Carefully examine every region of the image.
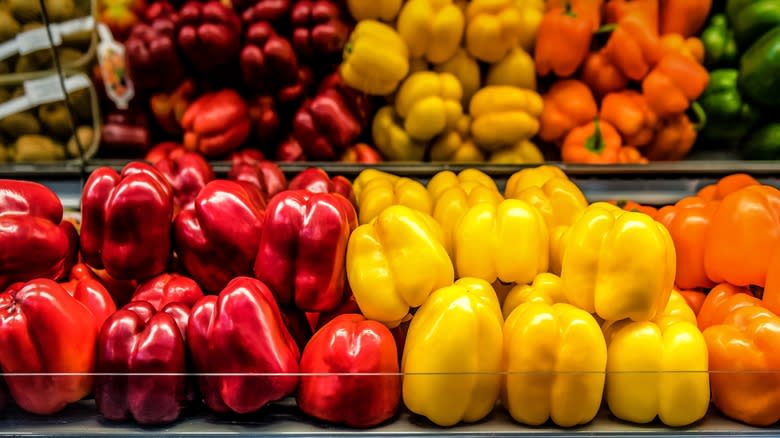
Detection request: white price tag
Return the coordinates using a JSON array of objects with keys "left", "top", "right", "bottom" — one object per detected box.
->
[
  {"left": 16, "top": 27, "right": 61, "bottom": 55},
  {"left": 0, "top": 39, "right": 18, "bottom": 61},
  {"left": 24, "top": 75, "right": 66, "bottom": 105},
  {"left": 53, "top": 16, "right": 95, "bottom": 36},
  {"left": 63, "top": 74, "right": 90, "bottom": 94},
  {"left": 0, "top": 96, "right": 32, "bottom": 120}
]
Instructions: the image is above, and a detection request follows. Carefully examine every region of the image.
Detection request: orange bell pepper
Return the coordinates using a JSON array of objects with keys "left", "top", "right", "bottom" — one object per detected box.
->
[
  {"left": 605, "top": 0, "right": 658, "bottom": 33},
  {"left": 697, "top": 174, "right": 761, "bottom": 202},
  {"left": 703, "top": 304, "right": 780, "bottom": 426},
  {"left": 659, "top": 0, "right": 711, "bottom": 38},
  {"left": 696, "top": 185, "right": 718, "bottom": 201},
  {"left": 539, "top": 80, "right": 598, "bottom": 144},
  {"left": 697, "top": 283, "right": 759, "bottom": 331},
  {"left": 678, "top": 289, "right": 706, "bottom": 315},
  {"left": 618, "top": 147, "right": 649, "bottom": 164},
  {"left": 660, "top": 34, "right": 705, "bottom": 64},
  {"left": 600, "top": 90, "right": 658, "bottom": 148},
  {"left": 644, "top": 113, "right": 696, "bottom": 161},
  {"left": 642, "top": 53, "right": 709, "bottom": 118},
  {"left": 604, "top": 14, "right": 662, "bottom": 81},
  {"left": 546, "top": 0, "right": 604, "bottom": 30},
  {"left": 764, "top": 248, "right": 780, "bottom": 317},
  {"left": 580, "top": 51, "right": 628, "bottom": 98},
  {"left": 535, "top": 5, "right": 593, "bottom": 77},
  {"left": 561, "top": 118, "right": 621, "bottom": 164},
  {"left": 608, "top": 200, "right": 658, "bottom": 218}
]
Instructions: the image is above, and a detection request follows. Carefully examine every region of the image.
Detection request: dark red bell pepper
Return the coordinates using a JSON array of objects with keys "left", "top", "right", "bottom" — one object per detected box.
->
[
  {"left": 182, "top": 89, "right": 252, "bottom": 158},
  {"left": 187, "top": 277, "right": 300, "bottom": 414},
  {"left": 0, "top": 279, "right": 105, "bottom": 414},
  {"left": 288, "top": 167, "right": 355, "bottom": 204},
  {"left": 178, "top": 1, "right": 242, "bottom": 72},
  {"left": 248, "top": 95, "right": 281, "bottom": 143},
  {"left": 125, "top": 5, "right": 184, "bottom": 91},
  {"left": 241, "top": 22, "right": 300, "bottom": 94},
  {"left": 132, "top": 273, "right": 204, "bottom": 310},
  {"left": 95, "top": 300, "right": 191, "bottom": 425},
  {"left": 228, "top": 149, "right": 288, "bottom": 197},
  {"left": 0, "top": 180, "right": 76, "bottom": 290},
  {"left": 174, "top": 180, "right": 266, "bottom": 293},
  {"left": 342, "top": 143, "right": 383, "bottom": 163},
  {"left": 236, "top": 0, "right": 289, "bottom": 18},
  {"left": 100, "top": 110, "right": 151, "bottom": 157},
  {"left": 150, "top": 80, "right": 196, "bottom": 135},
  {"left": 298, "top": 314, "right": 401, "bottom": 427},
  {"left": 62, "top": 263, "right": 138, "bottom": 308},
  {"left": 59, "top": 275, "right": 117, "bottom": 332},
  {"left": 281, "top": 306, "right": 313, "bottom": 352},
  {"left": 146, "top": 142, "right": 215, "bottom": 211},
  {"left": 254, "top": 190, "right": 356, "bottom": 312},
  {"left": 277, "top": 135, "right": 308, "bottom": 161},
  {"left": 81, "top": 163, "right": 174, "bottom": 281},
  {"left": 290, "top": 0, "right": 351, "bottom": 61},
  {"left": 278, "top": 66, "right": 314, "bottom": 106}
]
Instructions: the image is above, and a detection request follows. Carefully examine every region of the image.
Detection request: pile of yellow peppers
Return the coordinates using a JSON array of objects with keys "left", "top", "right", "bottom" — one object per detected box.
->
[
  {"left": 342, "top": 0, "right": 546, "bottom": 163},
  {"left": 346, "top": 166, "right": 710, "bottom": 427}
]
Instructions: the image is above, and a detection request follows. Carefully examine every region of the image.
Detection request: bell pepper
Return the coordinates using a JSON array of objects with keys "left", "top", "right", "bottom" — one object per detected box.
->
[
  {"left": 95, "top": 300, "right": 192, "bottom": 425},
  {"left": 581, "top": 50, "right": 629, "bottom": 98},
  {"left": 247, "top": 95, "right": 281, "bottom": 143},
  {"left": 600, "top": 90, "right": 658, "bottom": 148},
  {"left": 501, "top": 272, "right": 566, "bottom": 318},
  {"left": 504, "top": 165, "right": 569, "bottom": 198},
  {"left": 346, "top": 0, "right": 402, "bottom": 21},
  {"left": 698, "top": 69, "right": 760, "bottom": 147},
  {"left": 660, "top": 34, "right": 705, "bottom": 63},
  {"left": 464, "top": 0, "right": 525, "bottom": 63},
  {"left": 561, "top": 202, "right": 676, "bottom": 322},
  {"left": 470, "top": 86, "right": 543, "bottom": 151},
  {"left": 697, "top": 283, "right": 758, "bottom": 330},
  {"left": 174, "top": 180, "right": 266, "bottom": 294},
  {"left": 125, "top": 13, "right": 184, "bottom": 91},
  {"left": 341, "top": 20, "right": 410, "bottom": 96},
  {"left": 240, "top": 22, "right": 301, "bottom": 94},
  {"left": 604, "top": 0, "right": 659, "bottom": 33},
  {"left": 454, "top": 199, "right": 549, "bottom": 284},
  {"left": 0, "top": 180, "right": 77, "bottom": 290},
  {"left": 99, "top": 110, "right": 151, "bottom": 156},
  {"left": 644, "top": 113, "right": 698, "bottom": 161},
  {"left": 611, "top": 199, "right": 659, "bottom": 218},
  {"left": 617, "top": 147, "right": 648, "bottom": 163},
  {"left": 489, "top": 140, "right": 544, "bottom": 163},
  {"left": 81, "top": 163, "right": 174, "bottom": 281},
  {"left": 428, "top": 169, "right": 499, "bottom": 200},
  {"left": 371, "top": 106, "right": 427, "bottom": 161},
  {"left": 131, "top": 273, "right": 205, "bottom": 311},
  {"left": 182, "top": 89, "right": 251, "bottom": 158},
  {"left": 485, "top": 47, "right": 536, "bottom": 91},
  {"left": 347, "top": 205, "right": 453, "bottom": 326},
  {"left": 236, "top": 0, "right": 290, "bottom": 18},
  {"left": 402, "top": 278, "right": 503, "bottom": 426},
  {"left": 561, "top": 118, "right": 622, "bottom": 164},
  {"left": 701, "top": 14, "right": 738, "bottom": 67},
  {"left": 539, "top": 79, "right": 598, "bottom": 145},
  {"left": 255, "top": 190, "right": 356, "bottom": 312},
  {"left": 659, "top": 0, "right": 711, "bottom": 37},
  {"left": 288, "top": 168, "right": 354, "bottom": 203},
  {"left": 187, "top": 277, "right": 300, "bottom": 414},
  {"left": 602, "top": 290, "right": 710, "bottom": 426},
  {"left": 764, "top": 248, "right": 780, "bottom": 316},
  {"left": 150, "top": 80, "right": 195, "bottom": 135},
  {"left": 534, "top": 4, "right": 592, "bottom": 77},
  {"left": 429, "top": 116, "right": 486, "bottom": 162},
  {"left": 353, "top": 169, "right": 399, "bottom": 199},
  {"left": 298, "top": 314, "right": 401, "bottom": 427},
  {"left": 604, "top": 14, "right": 662, "bottom": 81},
  {"left": 679, "top": 289, "right": 706, "bottom": 315},
  {"left": 696, "top": 173, "right": 761, "bottom": 202},
  {"left": 0, "top": 280, "right": 103, "bottom": 414},
  {"left": 435, "top": 48, "right": 482, "bottom": 107},
  {"left": 397, "top": 0, "right": 464, "bottom": 63},
  {"left": 278, "top": 66, "right": 316, "bottom": 107},
  {"left": 341, "top": 143, "right": 384, "bottom": 163},
  {"left": 739, "top": 26, "right": 780, "bottom": 108},
  {"left": 228, "top": 150, "right": 288, "bottom": 198},
  {"left": 503, "top": 300, "right": 606, "bottom": 427},
  {"left": 146, "top": 142, "right": 215, "bottom": 211},
  {"left": 356, "top": 176, "right": 432, "bottom": 225},
  {"left": 55, "top": 274, "right": 117, "bottom": 333},
  {"left": 395, "top": 72, "right": 464, "bottom": 142},
  {"left": 177, "top": 1, "right": 241, "bottom": 71},
  {"left": 643, "top": 53, "right": 709, "bottom": 118},
  {"left": 291, "top": 0, "right": 351, "bottom": 61},
  {"left": 546, "top": 0, "right": 603, "bottom": 29},
  {"left": 515, "top": 0, "right": 545, "bottom": 51},
  {"left": 62, "top": 263, "right": 138, "bottom": 309},
  {"left": 727, "top": 0, "right": 780, "bottom": 49},
  {"left": 705, "top": 184, "right": 780, "bottom": 287},
  {"left": 742, "top": 123, "right": 780, "bottom": 160}
]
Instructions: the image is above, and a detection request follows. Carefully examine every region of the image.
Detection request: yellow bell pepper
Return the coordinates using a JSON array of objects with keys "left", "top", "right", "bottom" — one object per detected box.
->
[
  {"left": 455, "top": 199, "right": 549, "bottom": 284},
  {"left": 505, "top": 165, "right": 569, "bottom": 198},
  {"left": 402, "top": 277, "right": 503, "bottom": 426},
  {"left": 356, "top": 176, "right": 432, "bottom": 225},
  {"left": 353, "top": 169, "right": 398, "bottom": 199},
  {"left": 515, "top": 0, "right": 545, "bottom": 51},
  {"left": 488, "top": 140, "right": 544, "bottom": 164},
  {"left": 430, "top": 115, "right": 485, "bottom": 162},
  {"left": 561, "top": 202, "right": 676, "bottom": 322},
  {"left": 372, "top": 106, "right": 427, "bottom": 161},
  {"left": 502, "top": 272, "right": 565, "bottom": 319},
  {"left": 502, "top": 301, "right": 607, "bottom": 427},
  {"left": 395, "top": 72, "right": 463, "bottom": 141},
  {"left": 341, "top": 20, "right": 410, "bottom": 96},
  {"left": 397, "top": 0, "right": 465, "bottom": 64},
  {"left": 433, "top": 184, "right": 503, "bottom": 260},
  {"left": 346, "top": 0, "right": 402, "bottom": 21},
  {"left": 465, "top": 0, "right": 524, "bottom": 63},
  {"left": 470, "top": 86, "right": 542, "bottom": 151},
  {"left": 347, "top": 205, "right": 453, "bottom": 327},
  {"left": 434, "top": 48, "right": 481, "bottom": 107},
  {"left": 602, "top": 291, "right": 710, "bottom": 426},
  {"left": 428, "top": 168, "right": 498, "bottom": 200},
  {"left": 486, "top": 47, "right": 536, "bottom": 91}
]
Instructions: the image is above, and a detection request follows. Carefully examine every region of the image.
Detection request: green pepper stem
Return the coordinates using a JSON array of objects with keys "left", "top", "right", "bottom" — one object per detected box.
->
[
  {"left": 564, "top": 1, "right": 576, "bottom": 17},
  {"left": 595, "top": 24, "right": 617, "bottom": 34},
  {"left": 690, "top": 101, "right": 708, "bottom": 132},
  {"left": 586, "top": 118, "right": 606, "bottom": 154}
]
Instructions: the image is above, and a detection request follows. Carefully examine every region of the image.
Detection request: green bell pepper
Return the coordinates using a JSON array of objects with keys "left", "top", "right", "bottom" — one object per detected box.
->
[
  {"left": 727, "top": 0, "right": 780, "bottom": 49},
  {"left": 698, "top": 69, "right": 760, "bottom": 146},
  {"left": 702, "top": 14, "right": 739, "bottom": 67},
  {"left": 739, "top": 26, "right": 780, "bottom": 108},
  {"left": 741, "top": 123, "right": 780, "bottom": 159}
]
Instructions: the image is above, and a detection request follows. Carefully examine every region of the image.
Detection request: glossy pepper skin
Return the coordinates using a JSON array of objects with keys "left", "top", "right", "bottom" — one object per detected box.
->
[
  {"left": 465, "top": 0, "right": 526, "bottom": 63},
  {"left": 397, "top": 0, "right": 464, "bottom": 64},
  {"left": 561, "top": 119, "right": 622, "bottom": 164},
  {"left": 187, "top": 277, "right": 300, "bottom": 414},
  {"left": 131, "top": 273, "right": 205, "bottom": 310},
  {"left": 241, "top": 22, "right": 300, "bottom": 95},
  {"left": 177, "top": 1, "right": 241, "bottom": 71},
  {"left": 503, "top": 301, "right": 606, "bottom": 427},
  {"left": 535, "top": 5, "right": 593, "bottom": 77},
  {"left": 125, "top": 9, "right": 184, "bottom": 91},
  {"left": 659, "top": 0, "right": 711, "bottom": 37},
  {"left": 742, "top": 123, "right": 780, "bottom": 160},
  {"left": 727, "top": 0, "right": 780, "bottom": 49},
  {"left": 146, "top": 142, "right": 215, "bottom": 211},
  {"left": 643, "top": 53, "right": 710, "bottom": 118},
  {"left": 340, "top": 20, "right": 410, "bottom": 95},
  {"left": 81, "top": 163, "right": 174, "bottom": 281},
  {"left": 701, "top": 14, "right": 738, "bottom": 68},
  {"left": 0, "top": 280, "right": 103, "bottom": 414},
  {"left": 182, "top": 90, "right": 252, "bottom": 158},
  {"left": 61, "top": 263, "right": 138, "bottom": 309},
  {"left": 291, "top": 0, "right": 351, "bottom": 61},
  {"left": 539, "top": 80, "right": 598, "bottom": 145},
  {"left": 469, "top": 86, "right": 543, "bottom": 151},
  {"left": 356, "top": 176, "right": 432, "bottom": 225},
  {"left": 254, "top": 190, "right": 356, "bottom": 313},
  {"left": 502, "top": 272, "right": 566, "bottom": 318},
  {"left": 228, "top": 149, "right": 288, "bottom": 198},
  {"left": 604, "top": 14, "right": 662, "bottom": 81},
  {"left": 697, "top": 69, "right": 759, "bottom": 147},
  {"left": 697, "top": 283, "right": 759, "bottom": 331},
  {"left": 56, "top": 274, "right": 117, "bottom": 332},
  {"left": 402, "top": 278, "right": 503, "bottom": 427},
  {"left": 288, "top": 168, "right": 354, "bottom": 203},
  {"left": 298, "top": 314, "right": 401, "bottom": 428},
  {"left": 175, "top": 180, "right": 266, "bottom": 294},
  {"left": 603, "top": 291, "right": 710, "bottom": 427},
  {"left": 347, "top": 206, "right": 453, "bottom": 327},
  {"left": 371, "top": 106, "right": 427, "bottom": 161},
  {"left": 95, "top": 300, "right": 191, "bottom": 425},
  {"left": 0, "top": 180, "right": 76, "bottom": 290},
  {"left": 561, "top": 202, "right": 676, "bottom": 322},
  {"left": 739, "top": 26, "right": 780, "bottom": 109},
  {"left": 395, "top": 72, "right": 464, "bottom": 142},
  {"left": 600, "top": 91, "right": 658, "bottom": 148}
]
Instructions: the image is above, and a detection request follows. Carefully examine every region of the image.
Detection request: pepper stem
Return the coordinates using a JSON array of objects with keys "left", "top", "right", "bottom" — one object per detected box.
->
[
  {"left": 585, "top": 118, "right": 606, "bottom": 154},
  {"left": 563, "top": 0, "right": 576, "bottom": 16},
  {"left": 689, "top": 101, "right": 707, "bottom": 132},
  {"left": 595, "top": 24, "right": 617, "bottom": 34}
]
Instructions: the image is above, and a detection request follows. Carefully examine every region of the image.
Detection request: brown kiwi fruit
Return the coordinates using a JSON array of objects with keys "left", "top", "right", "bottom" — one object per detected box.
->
[
  {"left": 38, "top": 102, "right": 72, "bottom": 138},
  {"left": 0, "top": 113, "right": 42, "bottom": 137},
  {"left": 11, "top": 135, "right": 65, "bottom": 162},
  {"left": 66, "top": 125, "right": 92, "bottom": 157},
  {"left": 0, "top": 9, "right": 19, "bottom": 42}
]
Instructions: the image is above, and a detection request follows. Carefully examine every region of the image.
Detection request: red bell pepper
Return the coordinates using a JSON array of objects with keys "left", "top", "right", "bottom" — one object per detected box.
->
[
  {"left": 174, "top": 180, "right": 266, "bottom": 293},
  {"left": 342, "top": 143, "right": 383, "bottom": 163},
  {"left": 278, "top": 135, "right": 308, "bottom": 161},
  {"left": 146, "top": 142, "right": 215, "bottom": 211},
  {"left": 236, "top": 0, "right": 290, "bottom": 18},
  {"left": 187, "top": 277, "right": 300, "bottom": 414},
  {"left": 241, "top": 22, "right": 300, "bottom": 94},
  {"left": 150, "top": 80, "right": 196, "bottom": 135},
  {"left": 290, "top": 0, "right": 351, "bottom": 60},
  {"left": 62, "top": 263, "right": 138, "bottom": 308},
  {"left": 177, "top": 1, "right": 242, "bottom": 72},
  {"left": 228, "top": 149, "right": 288, "bottom": 197},
  {"left": 288, "top": 167, "right": 354, "bottom": 203},
  {"left": 132, "top": 273, "right": 204, "bottom": 310},
  {"left": 81, "top": 163, "right": 174, "bottom": 281},
  {"left": 182, "top": 90, "right": 252, "bottom": 158},
  {"left": 0, "top": 279, "right": 107, "bottom": 414},
  {"left": 254, "top": 190, "right": 356, "bottom": 312},
  {"left": 95, "top": 300, "right": 192, "bottom": 425},
  {"left": 278, "top": 66, "right": 315, "bottom": 106},
  {"left": 125, "top": 5, "right": 184, "bottom": 91},
  {"left": 298, "top": 314, "right": 401, "bottom": 427},
  {"left": 248, "top": 95, "right": 281, "bottom": 144},
  {"left": 281, "top": 306, "right": 314, "bottom": 352},
  {"left": 58, "top": 275, "right": 117, "bottom": 332},
  {"left": 99, "top": 110, "right": 152, "bottom": 157}
]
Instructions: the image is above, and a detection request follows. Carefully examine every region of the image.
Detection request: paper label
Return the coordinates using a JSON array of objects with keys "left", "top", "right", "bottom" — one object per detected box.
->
[
  {"left": 0, "top": 96, "right": 32, "bottom": 120},
  {"left": 0, "top": 74, "right": 91, "bottom": 119},
  {"left": 0, "top": 39, "right": 18, "bottom": 61},
  {"left": 53, "top": 16, "right": 95, "bottom": 36},
  {"left": 97, "top": 27, "right": 134, "bottom": 109},
  {"left": 16, "top": 27, "right": 61, "bottom": 55}
]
